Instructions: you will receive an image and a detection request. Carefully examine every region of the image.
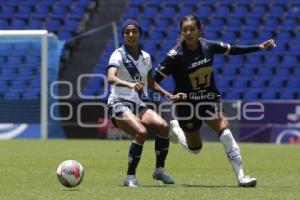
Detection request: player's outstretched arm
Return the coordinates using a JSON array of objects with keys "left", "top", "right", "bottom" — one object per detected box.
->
[{"left": 259, "top": 39, "right": 276, "bottom": 50}]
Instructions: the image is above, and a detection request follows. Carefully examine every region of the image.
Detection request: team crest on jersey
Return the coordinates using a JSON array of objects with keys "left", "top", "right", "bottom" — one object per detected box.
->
[{"left": 167, "top": 49, "right": 177, "bottom": 57}]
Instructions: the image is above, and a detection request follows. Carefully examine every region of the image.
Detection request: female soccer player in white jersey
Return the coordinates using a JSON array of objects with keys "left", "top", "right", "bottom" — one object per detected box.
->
[
  {"left": 154, "top": 15, "right": 276, "bottom": 187},
  {"left": 107, "top": 19, "right": 183, "bottom": 187}
]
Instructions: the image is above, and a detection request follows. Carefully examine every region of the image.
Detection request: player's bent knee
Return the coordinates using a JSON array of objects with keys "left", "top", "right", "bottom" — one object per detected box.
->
[{"left": 188, "top": 145, "right": 202, "bottom": 155}]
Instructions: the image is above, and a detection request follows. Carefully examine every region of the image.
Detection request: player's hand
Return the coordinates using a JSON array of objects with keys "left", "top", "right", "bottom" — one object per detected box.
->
[
  {"left": 260, "top": 39, "right": 276, "bottom": 50},
  {"left": 129, "top": 82, "right": 144, "bottom": 92},
  {"left": 168, "top": 92, "right": 187, "bottom": 101}
]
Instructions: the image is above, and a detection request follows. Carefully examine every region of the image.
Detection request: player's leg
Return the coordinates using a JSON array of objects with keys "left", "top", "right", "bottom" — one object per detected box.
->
[
  {"left": 205, "top": 113, "right": 257, "bottom": 187},
  {"left": 139, "top": 109, "right": 175, "bottom": 184},
  {"left": 112, "top": 106, "right": 148, "bottom": 187},
  {"left": 170, "top": 102, "right": 203, "bottom": 154}
]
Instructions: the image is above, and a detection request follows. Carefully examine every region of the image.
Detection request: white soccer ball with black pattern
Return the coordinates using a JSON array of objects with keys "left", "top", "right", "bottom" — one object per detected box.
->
[{"left": 56, "top": 160, "right": 84, "bottom": 188}]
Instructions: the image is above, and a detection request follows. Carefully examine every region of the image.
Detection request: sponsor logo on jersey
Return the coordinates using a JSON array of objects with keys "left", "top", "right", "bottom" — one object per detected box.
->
[{"left": 189, "top": 58, "right": 211, "bottom": 69}]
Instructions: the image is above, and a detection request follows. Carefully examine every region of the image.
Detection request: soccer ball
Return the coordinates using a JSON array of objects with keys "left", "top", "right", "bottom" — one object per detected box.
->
[{"left": 56, "top": 160, "right": 84, "bottom": 188}]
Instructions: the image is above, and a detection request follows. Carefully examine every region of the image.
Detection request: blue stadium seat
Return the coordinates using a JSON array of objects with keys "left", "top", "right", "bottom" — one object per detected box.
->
[
  {"left": 231, "top": 5, "right": 248, "bottom": 17},
  {"left": 160, "top": 6, "right": 176, "bottom": 18},
  {"left": 239, "top": 31, "right": 256, "bottom": 41},
  {"left": 232, "top": 78, "right": 249, "bottom": 90},
  {"left": 222, "top": 66, "right": 237, "bottom": 77},
  {"left": 62, "top": 20, "right": 79, "bottom": 33},
  {"left": 19, "top": 0, "right": 40, "bottom": 6},
  {"left": 46, "top": 19, "right": 61, "bottom": 32},
  {"left": 227, "top": 56, "right": 244, "bottom": 65},
  {"left": 183, "top": 0, "right": 199, "bottom": 7},
  {"left": 239, "top": 67, "right": 255, "bottom": 76},
  {"left": 124, "top": 7, "right": 140, "bottom": 18},
  {"left": 178, "top": 6, "right": 194, "bottom": 18},
  {"left": 70, "top": 6, "right": 86, "bottom": 20},
  {"left": 130, "top": 0, "right": 145, "bottom": 6},
  {"left": 51, "top": 6, "right": 68, "bottom": 19},
  {"left": 165, "top": 0, "right": 182, "bottom": 7},
  {"left": 216, "top": 78, "right": 231, "bottom": 91},
  {"left": 286, "top": 79, "right": 300, "bottom": 89},
  {"left": 267, "top": 79, "right": 284, "bottom": 89},
  {"left": 293, "top": 68, "right": 300, "bottom": 76},
  {"left": 278, "top": 90, "right": 296, "bottom": 99},
  {"left": 77, "top": 0, "right": 93, "bottom": 7},
  {"left": 249, "top": 5, "right": 266, "bottom": 18},
  {"left": 275, "top": 68, "right": 290, "bottom": 77},
  {"left": 28, "top": 19, "right": 43, "bottom": 29},
  {"left": 283, "top": 56, "right": 298, "bottom": 66},
  {"left": 279, "top": 31, "right": 294, "bottom": 41},
  {"left": 244, "top": 18, "right": 261, "bottom": 28},
  {"left": 268, "top": 6, "right": 285, "bottom": 17},
  {"left": 225, "top": 89, "right": 242, "bottom": 99},
  {"left": 58, "top": 31, "right": 73, "bottom": 40},
  {"left": 142, "top": 6, "right": 159, "bottom": 19},
  {"left": 243, "top": 89, "right": 262, "bottom": 100},
  {"left": 161, "top": 76, "right": 174, "bottom": 92},
  {"left": 147, "top": 0, "right": 161, "bottom": 7},
  {"left": 0, "top": 5, "right": 15, "bottom": 19},
  {"left": 33, "top": 5, "right": 50, "bottom": 19},
  {"left": 16, "top": 5, "right": 32, "bottom": 19},
  {"left": 264, "top": 56, "right": 280, "bottom": 67},
  {"left": 249, "top": 79, "right": 266, "bottom": 89},
  {"left": 196, "top": 6, "right": 213, "bottom": 18},
  {"left": 221, "top": 30, "right": 237, "bottom": 42},
  {"left": 226, "top": 18, "right": 242, "bottom": 30},
  {"left": 155, "top": 18, "right": 171, "bottom": 31},
  {"left": 257, "top": 68, "right": 273, "bottom": 77},
  {"left": 281, "top": 18, "right": 297, "bottom": 31},
  {"left": 261, "top": 89, "right": 278, "bottom": 99},
  {"left": 214, "top": 5, "right": 230, "bottom": 17},
  {"left": 0, "top": 19, "right": 9, "bottom": 29},
  {"left": 11, "top": 19, "right": 26, "bottom": 29}
]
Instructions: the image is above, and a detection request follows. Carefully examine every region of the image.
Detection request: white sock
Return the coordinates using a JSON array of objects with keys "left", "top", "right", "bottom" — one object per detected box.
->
[
  {"left": 170, "top": 120, "right": 189, "bottom": 149},
  {"left": 170, "top": 120, "right": 201, "bottom": 155},
  {"left": 220, "top": 129, "right": 245, "bottom": 181}
]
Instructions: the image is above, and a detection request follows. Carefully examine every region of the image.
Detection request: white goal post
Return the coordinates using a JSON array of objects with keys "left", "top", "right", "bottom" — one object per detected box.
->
[{"left": 0, "top": 30, "right": 48, "bottom": 139}]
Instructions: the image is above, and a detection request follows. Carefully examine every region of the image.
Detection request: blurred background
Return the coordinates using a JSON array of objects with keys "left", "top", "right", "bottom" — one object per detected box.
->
[{"left": 0, "top": 0, "right": 299, "bottom": 144}]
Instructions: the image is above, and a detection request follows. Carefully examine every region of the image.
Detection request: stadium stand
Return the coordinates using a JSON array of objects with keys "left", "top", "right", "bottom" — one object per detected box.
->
[
  {"left": 0, "top": 0, "right": 97, "bottom": 102},
  {"left": 84, "top": 0, "right": 299, "bottom": 100},
  {"left": 0, "top": 0, "right": 299, "bottom": 101}
]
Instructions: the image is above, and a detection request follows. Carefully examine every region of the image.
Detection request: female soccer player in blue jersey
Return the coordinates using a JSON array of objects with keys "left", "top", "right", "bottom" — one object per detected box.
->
[
  {"left": 107, "top": 19, "right": 182, "bottom": 187},
  {"left": 154, "top": 15, "right": 276, "bottom": 187}
]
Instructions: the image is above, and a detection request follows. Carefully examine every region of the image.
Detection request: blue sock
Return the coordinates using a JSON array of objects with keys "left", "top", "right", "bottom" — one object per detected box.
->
[
  {"left": 155, "top": 136, "right": 169, "bottom": 168},
  {"left": 127, "top": 142, "right": 143, "bottom": 175}
]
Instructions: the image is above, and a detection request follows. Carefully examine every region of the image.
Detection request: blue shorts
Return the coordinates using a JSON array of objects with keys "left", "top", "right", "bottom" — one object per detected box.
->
[{"left": 107, "top": 99, "right": 148, "bottom": 127}]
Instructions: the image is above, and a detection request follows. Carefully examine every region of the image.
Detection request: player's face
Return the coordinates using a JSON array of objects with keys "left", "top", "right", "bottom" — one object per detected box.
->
[
  {"left": 123, "top": 25, "right": 140, "bottom": 47},
  {"left": 181, "top": 20, "right": 201, "bottom": 45}
]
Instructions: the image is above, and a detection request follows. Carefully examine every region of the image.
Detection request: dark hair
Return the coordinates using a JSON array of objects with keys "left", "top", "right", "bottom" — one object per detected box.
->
[
  {"left": 179, "top": 15, "right": 202, "bottom": 34},
  {"left": 121, "top": 19, "right": 142, "bottom": 36}
]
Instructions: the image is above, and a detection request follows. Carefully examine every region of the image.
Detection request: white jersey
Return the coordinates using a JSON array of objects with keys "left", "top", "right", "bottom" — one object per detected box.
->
[{"left": 107, "top": 45, "right": 152, "bottom": 105}]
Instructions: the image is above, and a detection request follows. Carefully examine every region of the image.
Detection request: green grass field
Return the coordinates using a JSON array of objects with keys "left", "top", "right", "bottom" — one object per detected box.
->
[{"left": 0, "top": 140, "right": 299, "bottom": 200}]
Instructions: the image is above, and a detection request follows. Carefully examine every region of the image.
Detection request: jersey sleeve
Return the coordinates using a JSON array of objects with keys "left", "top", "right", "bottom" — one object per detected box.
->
[
  {"left": 155, "top": 49, "right": 177, "bottom": 78},
  {"left": 107, "top": 50, "right": 122, "bottom": 69},
  {"left": 207, "top": 39, "right": 231, "bottom": 55},
  {"left": 207, "top": 39, "right": 261, "bottom": 55}
]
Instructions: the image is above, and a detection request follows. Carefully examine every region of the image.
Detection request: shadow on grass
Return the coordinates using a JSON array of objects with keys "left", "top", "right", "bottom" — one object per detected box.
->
[
  {"left": 62, "top": 188, "right": 82, "bottom": 191},
  {"left": 183, "top": 184, "right": 237, "bottom": 188}
]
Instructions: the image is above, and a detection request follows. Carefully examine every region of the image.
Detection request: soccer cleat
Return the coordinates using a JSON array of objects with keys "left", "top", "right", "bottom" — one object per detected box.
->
[
  {"left": 124, "top": 175, "right": 140, "bottom": 187},
  {"left": 169, "top": 120, "right": 180, "bottom": 144},
  {"left": 238, "top": 175, "right": 257, "bottom": 187},
  {"left": 152, "top": 170, "right": 175, "bottom": 184}
]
